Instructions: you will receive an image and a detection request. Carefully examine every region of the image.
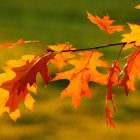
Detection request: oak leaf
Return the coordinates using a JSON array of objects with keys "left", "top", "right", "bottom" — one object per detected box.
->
[
  {"left": 0, "top": 53, "right": 55, "bottom": 121},
  {"left": 105, "top": 60, "right": 120, "bottom": 128},
  {"left": 0, "top": 39, "right": 49, "bottom": 49},
  {"left": 87, "top": 11, "right": 124, "bottom": 35},
  {"left": 49, "top": 43, "right": 76, "bottom": 71},
  {"left": 121, "top": 48, "right": 140, "bottom": 96},
  {"left": 122, "top": 23, "right": 140, "bottom": 49},
  {"left": 106, "top": 60, "right": 120, "bottom": 105},
  {"left": 135, "top": 5, "right": 140, "bottom": 9},
  {"left": 52, "top": 51, "right": 109, "bottom": 109},
  {"left": 0, "top": 39, "right": 34, "bottom": 48},
  {"left": 105, "top": 105, "right": 116, "bottom": 129}
]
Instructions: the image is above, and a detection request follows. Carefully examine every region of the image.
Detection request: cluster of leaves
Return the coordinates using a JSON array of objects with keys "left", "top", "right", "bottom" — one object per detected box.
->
[{"left": 0, "top": 4, "right": 140, "bottom": 129}]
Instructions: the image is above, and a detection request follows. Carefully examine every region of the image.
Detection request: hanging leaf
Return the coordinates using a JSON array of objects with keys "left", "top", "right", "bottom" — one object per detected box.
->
[{"left": 52, "top": 51, "right": 109, "bottom": 109}]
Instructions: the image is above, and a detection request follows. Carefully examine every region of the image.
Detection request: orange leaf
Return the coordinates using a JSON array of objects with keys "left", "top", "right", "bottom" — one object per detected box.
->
[
  {"left": 121, "top": 48, "right": 140, "bottom": 96},
  {"left": 0, "top": 39, "right": 25, "bottom": 48},
  {"left": 87, "top": 11, "right": 124, "bottom": 35},
  {"left": 52, "top": 51, "right": 109, "bottom": 109},
  {"left": 49, "top": 43, "right": 76, "bottom": 71},
  {"left": 135, "top": 5, "right": 140, "bottom": 9},
  {"left": 122, "top": 23, "right": 140, "bottom": 49},
  {"left": 0, "top": 39, "right": 49, "bottom": 49}
]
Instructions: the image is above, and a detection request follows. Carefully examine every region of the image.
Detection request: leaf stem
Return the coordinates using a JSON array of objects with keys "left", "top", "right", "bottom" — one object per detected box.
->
[{"left": 107, "top": 32, "right": 111, "bottom": 45}]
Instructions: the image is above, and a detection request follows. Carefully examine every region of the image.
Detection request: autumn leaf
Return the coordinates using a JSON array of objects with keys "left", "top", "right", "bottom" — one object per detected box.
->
[
  {"left": 121, "top": 23, "right": 140, "bottom": 49},
  {"left": 52, "top": 51, "right": 109, "bottom": 109},
  {"left": 106, "top": 60, "right": 120, "bottom": 105},
  {"left": 0, "top": 39, "right": 29, "bottom": 48},
  {"left": 49, "top": 43, "right": 76, "bottom": 71},
  {"left": 121, "top": 48, "right": 140, "bottom": 96},
  {"left": 105, "top": 105, "right": 116, "bottom": 129},
  {"left": 0, "top": 53, "right": 55, "bottom": 121},
  {"left": 135, "top": 5, "right": 140, "bottom": 9},
  {"left": 0, "top": 39, "right": 50, "bottom": 49},
  {"left": 87, "top": 11, "right": 124, "bottom": 35},
  {"left": 105, "top": 60, "right": 121, "bottom": 128},
  {"left": 0, "top": 57, "right": 36, "bottom": 122},
  {"left": 0, "top": 6, "right": 139, "bottom": 128}
]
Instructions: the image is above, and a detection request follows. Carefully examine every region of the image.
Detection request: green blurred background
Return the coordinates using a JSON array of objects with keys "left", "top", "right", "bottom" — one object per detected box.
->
[{"left": 0, "top": 0, "right": 140, "bottom": 139}]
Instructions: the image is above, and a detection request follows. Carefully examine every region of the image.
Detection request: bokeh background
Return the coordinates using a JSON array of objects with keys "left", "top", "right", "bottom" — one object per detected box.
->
[{"left": 0, "top": 0, "right": 140, "bottom": 139}]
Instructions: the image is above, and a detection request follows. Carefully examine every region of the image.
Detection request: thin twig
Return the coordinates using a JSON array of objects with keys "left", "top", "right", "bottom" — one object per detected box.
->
[{"left": 48, "top": 41, "right": 135, "bottom": 53}]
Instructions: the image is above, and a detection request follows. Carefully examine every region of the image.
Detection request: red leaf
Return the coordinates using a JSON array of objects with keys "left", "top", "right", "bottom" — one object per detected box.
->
[
  {"left": 107, "top": 60, "right": 120, "bottom": 103},
  {"left": 0, "top": 53, "right": 55, "bottom": 121},
  {"left": 105, "top": 105, "right": 116, "bottom": 129}
]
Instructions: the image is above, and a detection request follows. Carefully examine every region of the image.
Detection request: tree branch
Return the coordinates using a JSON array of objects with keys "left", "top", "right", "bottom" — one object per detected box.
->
[{"left": 48, "top": 41, "right": 135, "bottom": 53}]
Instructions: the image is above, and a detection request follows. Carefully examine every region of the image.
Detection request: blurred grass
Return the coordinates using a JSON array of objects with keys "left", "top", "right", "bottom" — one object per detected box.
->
[{"left": 0, "top": 0, "right": 140, "bottom": 139}]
